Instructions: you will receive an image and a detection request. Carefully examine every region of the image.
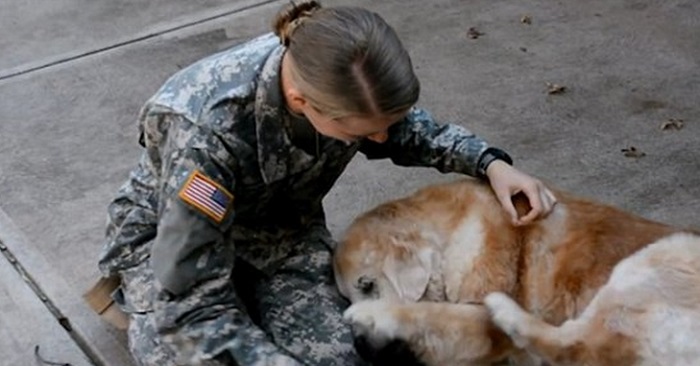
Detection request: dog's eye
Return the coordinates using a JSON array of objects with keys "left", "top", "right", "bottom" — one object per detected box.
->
[{"left": 356, "top": 276, "right": 375, "bottom": 295}]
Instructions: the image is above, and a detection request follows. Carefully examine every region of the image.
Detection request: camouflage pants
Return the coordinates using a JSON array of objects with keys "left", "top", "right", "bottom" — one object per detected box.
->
[{"left": 123, "top": 226, "right": 366, "bottom": 366}]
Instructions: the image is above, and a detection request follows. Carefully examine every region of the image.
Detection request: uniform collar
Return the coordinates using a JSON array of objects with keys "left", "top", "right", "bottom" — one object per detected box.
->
[{"left": 254, "top": 46, "right": 316, "bottom": 184}]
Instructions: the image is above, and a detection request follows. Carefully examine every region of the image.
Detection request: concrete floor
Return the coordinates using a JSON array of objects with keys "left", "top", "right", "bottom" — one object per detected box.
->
[{"left": 0, "top": 0, "right": 698, "bottom": 364}]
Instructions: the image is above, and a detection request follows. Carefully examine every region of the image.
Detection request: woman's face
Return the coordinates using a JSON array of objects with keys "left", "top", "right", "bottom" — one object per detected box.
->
[
  {"left": 300, "top": 104, "right": 407, "bottom": 144},
  {"left": 281, "top": 52, "right": 408, "bottom": 144}
]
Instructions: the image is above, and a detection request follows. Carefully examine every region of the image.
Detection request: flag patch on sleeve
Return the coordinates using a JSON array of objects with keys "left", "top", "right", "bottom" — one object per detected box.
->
[{"left": 178, "top": 170, "right": 233, "bottom": 224}]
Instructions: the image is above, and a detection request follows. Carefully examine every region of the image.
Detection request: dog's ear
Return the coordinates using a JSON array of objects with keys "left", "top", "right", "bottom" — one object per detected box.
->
[{"left": 382, "top": 244, "right": 434, "bottom": 302}]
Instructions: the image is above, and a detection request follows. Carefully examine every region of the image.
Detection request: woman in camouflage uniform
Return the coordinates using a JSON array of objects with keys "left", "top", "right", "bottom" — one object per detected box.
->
[{"left": 96, "top": 1, "right": 557, "bottom": 365}]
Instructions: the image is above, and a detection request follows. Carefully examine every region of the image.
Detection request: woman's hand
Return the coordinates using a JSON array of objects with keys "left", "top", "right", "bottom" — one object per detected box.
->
[{"left": 485, "top": 160, "right": 557, "bottom": 226}]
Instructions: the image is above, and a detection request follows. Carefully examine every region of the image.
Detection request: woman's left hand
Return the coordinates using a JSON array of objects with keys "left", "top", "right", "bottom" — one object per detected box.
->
[{"left": 485, "top": 160, "right": 557, "bottom": 226}]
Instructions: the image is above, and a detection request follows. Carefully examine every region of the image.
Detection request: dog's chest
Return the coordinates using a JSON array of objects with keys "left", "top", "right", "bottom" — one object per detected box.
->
[
  {"left": 520, "top": 208, "right": 589, "bottom": 323},
  {"left": 442, "top": 212, "right": 486, "bottom": 302},
  {"left": 521, "top": 248, "right": 557, "bottom": 317}
]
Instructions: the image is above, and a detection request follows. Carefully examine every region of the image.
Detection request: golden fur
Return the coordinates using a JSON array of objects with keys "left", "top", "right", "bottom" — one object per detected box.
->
[{"left": 334, "top": 178, "right": 700, "bottom": 365}]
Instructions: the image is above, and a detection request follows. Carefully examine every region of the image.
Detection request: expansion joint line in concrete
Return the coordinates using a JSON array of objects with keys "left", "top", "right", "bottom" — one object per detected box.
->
[
  {"left": 0, "top": 0, "right": 280, "bottom": 82},
  {"left": 0, "top": 239, "right": 104, "bottom": 366}
]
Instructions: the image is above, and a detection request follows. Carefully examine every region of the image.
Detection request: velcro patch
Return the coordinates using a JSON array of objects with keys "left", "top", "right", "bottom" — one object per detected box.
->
[{"left": 178, "top": 170, "right": 233, "bottom": 224}]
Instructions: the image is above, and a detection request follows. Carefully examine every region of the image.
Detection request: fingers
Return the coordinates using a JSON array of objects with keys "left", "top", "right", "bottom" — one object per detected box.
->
[
  {"left": 516, "top": 205, "right": 540, "bottom": 226},
  {"left": 485, "top": 164, "right": 557, "bottom": 226},
  {"left": 515, "top": 184, "right": 558, "bottom": 226},
  {"left": 538, "top": 189, "right": 552, "bottom": 215},
  {"left": 496, "top": 192, "right": 519, "bottom": 225},
  {"left": 544, "top": 188, "right": 558, "bottom": 212},
  {"left": 515, "top": 183, "right": 543, "bottom": 225}
]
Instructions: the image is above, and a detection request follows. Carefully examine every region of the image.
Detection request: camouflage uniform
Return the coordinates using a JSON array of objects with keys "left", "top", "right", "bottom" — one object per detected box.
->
[{"left": 98, "top": 32, "right": 498, "bottom": 366}]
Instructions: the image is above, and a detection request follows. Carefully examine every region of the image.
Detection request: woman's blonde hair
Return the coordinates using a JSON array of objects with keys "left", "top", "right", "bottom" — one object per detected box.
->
[{"left": 273, "top": 1, "right": 420, "bottom": 119}]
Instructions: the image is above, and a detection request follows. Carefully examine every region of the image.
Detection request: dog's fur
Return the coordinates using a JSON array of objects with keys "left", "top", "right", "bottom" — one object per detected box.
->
[{"left": 333, "top": 178, "right": 700, "bottom": 366}]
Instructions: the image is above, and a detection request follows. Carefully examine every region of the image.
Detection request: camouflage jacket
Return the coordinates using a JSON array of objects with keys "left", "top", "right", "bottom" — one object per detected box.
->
[{"left": 99, "top": 32, "right": 495, "bottom": 363}]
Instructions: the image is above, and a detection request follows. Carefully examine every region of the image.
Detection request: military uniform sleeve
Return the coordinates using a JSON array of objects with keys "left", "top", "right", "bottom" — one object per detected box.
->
[
  {"left": 358, "top": 107, "right": 511, "bottom": 178},
  {"left": 146, "top": 112, "right": 300, "bottom": 365}
]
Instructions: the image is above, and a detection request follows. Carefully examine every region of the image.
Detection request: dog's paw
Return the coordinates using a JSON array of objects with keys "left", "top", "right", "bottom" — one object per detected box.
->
[
  {"left": 343, "top": 300, "right": 399, "bottom": 341},
  {"left": 344, "top": 301, "right": 425, "bottom": 366},
  {"left": 484, "top": 292, "right": 529, "bottom": 348}
]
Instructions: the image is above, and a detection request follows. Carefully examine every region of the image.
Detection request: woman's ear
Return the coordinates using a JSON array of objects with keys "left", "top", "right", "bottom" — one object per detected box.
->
[
  {"left": 284, "top": 87, "right": 308, "bottom": 115},
  {"left": 285, "top": 87, "right": 309, "bottom": 108},
  {"left": 281, "top": 52, "right": 310, "bottom": 115}
]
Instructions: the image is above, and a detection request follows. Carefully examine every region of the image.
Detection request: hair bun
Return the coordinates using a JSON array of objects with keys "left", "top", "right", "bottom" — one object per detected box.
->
[{"left": 273, "top": 0, "right": 322, "bottom": 46}]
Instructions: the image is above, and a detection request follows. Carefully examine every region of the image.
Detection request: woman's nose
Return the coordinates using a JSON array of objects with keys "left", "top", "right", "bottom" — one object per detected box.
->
[{"left": 366, "top": 131, "right": 388, "bottom": 143}]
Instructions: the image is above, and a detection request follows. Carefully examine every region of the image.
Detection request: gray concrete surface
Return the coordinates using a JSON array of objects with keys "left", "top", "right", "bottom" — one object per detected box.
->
[
  {"left": 0, "top": 0, "right": 278, "bottom": 79},
  {"left": 0, "top": 232, "right": 91, "bottom": 366},
  {"left": 0, "top": 0, "right": 698, "bottom": 365}
]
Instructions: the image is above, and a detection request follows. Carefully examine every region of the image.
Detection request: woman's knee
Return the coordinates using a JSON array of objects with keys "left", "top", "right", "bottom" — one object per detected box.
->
[{"left": 127, "top": 313, "right": 177, "bottom": 366}]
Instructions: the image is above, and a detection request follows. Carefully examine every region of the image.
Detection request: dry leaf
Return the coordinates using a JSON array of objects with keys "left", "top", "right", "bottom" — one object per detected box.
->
[
  {"left": 621, "top": 146, "right": 646, "bottom": 158},
  {"left": 546, "top": 82, "right": 567, "bottom": 95},
  {"left": 521, "top": 15, "right": 532, "bottom": 24},
  {"left": 660, "top": 118, "right": 684, "bottom": 130},
  {"left": 467, "top": 27, "right": 484, "bottom": 39}
]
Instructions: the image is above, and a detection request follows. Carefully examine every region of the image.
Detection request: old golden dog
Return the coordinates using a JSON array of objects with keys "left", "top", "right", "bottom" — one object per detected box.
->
[{"left": 333, "top": 178, "right": 700, "bottom": 366}]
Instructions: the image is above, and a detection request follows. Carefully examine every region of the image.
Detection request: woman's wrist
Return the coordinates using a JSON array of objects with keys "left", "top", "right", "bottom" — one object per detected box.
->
[{"left": 476, "top": 148, "right": 513, "bottom": 179}]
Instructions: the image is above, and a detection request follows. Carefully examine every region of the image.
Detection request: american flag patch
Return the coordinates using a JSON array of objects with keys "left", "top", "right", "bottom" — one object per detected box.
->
[{"left": 178, "top": 170, "right": 233, "bottom": 224}]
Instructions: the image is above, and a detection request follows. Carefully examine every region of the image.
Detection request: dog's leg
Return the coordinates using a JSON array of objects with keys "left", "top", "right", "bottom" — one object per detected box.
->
[
  {"left": 484, "top": 292, "right": 641, "bottom": 366},
  {"left": 485, "top": 292, "right": 586, "bottom": 365},
  {"left": 344, "top": 300, "right": 515, "bottom": 366},
  {"left": 484, "top": 292, "right": 579, "bottom": 362}
]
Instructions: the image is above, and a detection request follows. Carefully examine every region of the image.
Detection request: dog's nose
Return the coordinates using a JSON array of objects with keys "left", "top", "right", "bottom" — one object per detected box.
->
[{"left": 352, "top": 334, "right": 426, "bottom": 366}]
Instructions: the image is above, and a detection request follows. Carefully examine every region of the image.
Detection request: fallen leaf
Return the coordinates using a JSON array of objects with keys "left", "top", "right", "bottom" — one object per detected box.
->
[
  {"left": 546, "top": 82, "right": 567, "bottom": 95},
  {"left": 660, "top": 118, "right": 684, "bottom": 130},
  {"left": 467, "top": 27, "right": 484, "bottom": 39},
  {"left": 521, "top": 15, "right": 532, "bottom": 24},
  {"left": 621, "top": 146, "right": 646, "bottom": 158}
]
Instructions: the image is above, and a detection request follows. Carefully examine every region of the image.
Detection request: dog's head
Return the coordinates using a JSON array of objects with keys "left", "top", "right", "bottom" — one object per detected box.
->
[{"left": 334, "top": 202, "right": 441, "bottom": 304}]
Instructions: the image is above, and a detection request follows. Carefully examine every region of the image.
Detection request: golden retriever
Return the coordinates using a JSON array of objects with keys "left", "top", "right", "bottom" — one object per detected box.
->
[{"left": 333, "top": 178, "right": 700, "bottom": 366}]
